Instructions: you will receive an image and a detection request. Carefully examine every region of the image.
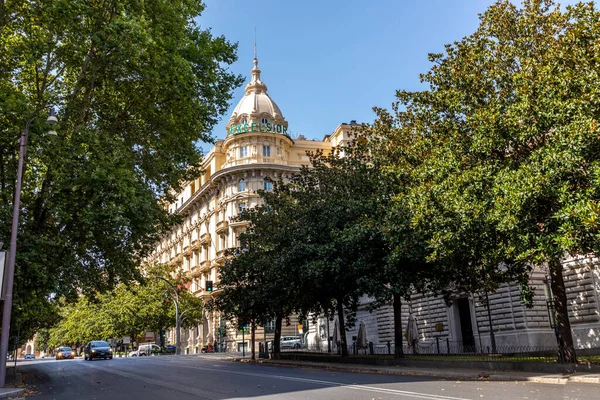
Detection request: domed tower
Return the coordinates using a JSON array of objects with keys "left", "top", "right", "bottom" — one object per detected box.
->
[{"left": 222, "top": 56, "right": 294, "bottom": 168}]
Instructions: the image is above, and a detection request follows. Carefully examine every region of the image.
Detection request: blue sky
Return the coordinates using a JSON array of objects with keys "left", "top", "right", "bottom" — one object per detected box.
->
[{"left": 198, "top": 0, "right": 569, "bottom": 146}]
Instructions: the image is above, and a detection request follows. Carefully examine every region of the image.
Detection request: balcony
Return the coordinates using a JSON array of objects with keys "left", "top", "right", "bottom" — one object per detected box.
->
[
  {"left": 215, "top": 220, "right": 229, "bottom": 235},
  {"left": 200, "top": 260, "right": 211, "bottom": 272},
  {"left": 168, "top": 254, "right": 183, "bottom": 267},
  {"left": 200, "top": 233, "right": 211, "bottom": 246},
  {"left": 213, "top": 250, "right": 226, "bottom": 266},
  {"left": 190, "top": 267, "right": 201, "bottom": 278},
  {"left": 228, "top": 218, "right": 250, "bottom": 229},
  {"left": 191, "top": 239, "right": 201, "bottom": 252},
  {"left": 183, "top": 246, "right": 192, "bottom": 257}
]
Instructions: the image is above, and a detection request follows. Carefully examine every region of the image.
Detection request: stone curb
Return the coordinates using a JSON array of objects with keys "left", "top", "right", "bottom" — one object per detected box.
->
[
  {"left": 569, "top": 375, "right": 600, "bottom": 384},
  {"left": 253, "top": 359, "right": 600, "bottom": 385},
  {"left": 0, "top": 388, "right": 25, "bottom": 399}
]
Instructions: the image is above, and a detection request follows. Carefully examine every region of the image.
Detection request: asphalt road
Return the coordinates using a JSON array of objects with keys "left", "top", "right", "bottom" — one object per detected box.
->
[{"left": 14, "top": 355, "right": 598, "bottom": 399}]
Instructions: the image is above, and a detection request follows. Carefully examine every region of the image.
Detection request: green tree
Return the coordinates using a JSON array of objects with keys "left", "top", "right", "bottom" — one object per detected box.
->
[
  {"left": 209, "top": 247, "right": 272, "bottom": 360},
  {"left": 48, "top": 264, "right": 203, "bottom": 349},
  {"left": 383, "top": 0, "right": 600, "bottom": 363},
  {"left": 210, "top": 182, "right": 306, "bottom": 358},
  {"left": 1, "top": 0, "right": 242, "bottom": 338},
  {"left": 35, "top": 328, "right": 50, "bottom": 354},
  {"left": 283, "top": 145, "right": 387, "bottom": 357}
]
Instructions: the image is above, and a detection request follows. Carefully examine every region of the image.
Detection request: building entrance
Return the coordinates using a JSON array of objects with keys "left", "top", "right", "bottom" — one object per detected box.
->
[{"left": 457, "top": 298, "right": 475, "bottom": 351}]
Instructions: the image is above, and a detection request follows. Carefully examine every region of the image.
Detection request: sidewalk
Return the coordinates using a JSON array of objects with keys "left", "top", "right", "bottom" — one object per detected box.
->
[
  {"left": 0, "top": 388, "right": 24, "bottom": 399},
  {"left": 251, "top": 358, "right": 600, "bottom": 385}
]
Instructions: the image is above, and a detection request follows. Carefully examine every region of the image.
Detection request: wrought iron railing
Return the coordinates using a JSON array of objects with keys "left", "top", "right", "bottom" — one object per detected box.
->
[{"left": 278, "top": 340, "right": 600, "bottom": 363}]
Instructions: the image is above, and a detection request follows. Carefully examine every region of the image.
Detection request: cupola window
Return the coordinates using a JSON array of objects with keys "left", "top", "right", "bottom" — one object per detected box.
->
[
  {"left": 238, "top": 179, "right": 246, "bottom": 192},
  {"left": 241, "top": 118, "right": 248, "bottom": 125},
  {"left": 261, "top": 118, "right": 269, "bottom": 124}
]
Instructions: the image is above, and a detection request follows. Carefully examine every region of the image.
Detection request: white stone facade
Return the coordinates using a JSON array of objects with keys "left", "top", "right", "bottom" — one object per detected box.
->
[{"left": 308, "top": 258, "right": 600, "bottom": 354}]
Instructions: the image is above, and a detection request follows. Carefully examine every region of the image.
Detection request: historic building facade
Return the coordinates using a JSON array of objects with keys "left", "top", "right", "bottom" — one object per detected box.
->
[
  {"left": 146, "top": 56, "right": 353, "bottom": 353},
  {"left": 149, "top": 56, "right": 600, "bottom": 357},
  {"left": 307, "top": 255, "right": 600, "bottom": 355}
]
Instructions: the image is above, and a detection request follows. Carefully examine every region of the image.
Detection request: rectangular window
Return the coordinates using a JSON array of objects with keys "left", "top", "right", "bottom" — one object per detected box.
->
[
  {"left": 263, "top": 179, "right": 272, "bottom": 191},
  {"left": 238, "top": 203, "right": 246, "bottom": 214},
  {"left": 264, "top": 319, "right": 276, "bottom": 333},
  {"left": 263, "top": 145, "right": 271, "bottom": 157},
  {"left": 240, "top": 146, "right": 248, "bottom": 158}
]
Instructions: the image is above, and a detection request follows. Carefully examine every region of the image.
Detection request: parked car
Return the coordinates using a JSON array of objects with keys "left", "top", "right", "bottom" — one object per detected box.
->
[
  {"left": 83, "top": 341, "right": 113, "bottom": 361},
  {"left": 24, "top": 354, "right": 35, "bottom": 360},
  {"left": 55, "top": 347, "right": 75, "bottom": 360},
  {"left": 164, "top": 344, "right": 176, "bottom": 352},
  {"left": 129, "top": 343, "right": 161, "bottom": 357},
  {"left": 280, "top": 336, "right": 303, "bottom": 349},
  {"left": 200, "top": 345, "right": 214, "bottom": 353}
]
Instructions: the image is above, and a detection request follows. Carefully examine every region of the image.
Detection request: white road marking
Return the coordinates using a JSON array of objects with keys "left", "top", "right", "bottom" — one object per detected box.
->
[{"left": 124, "top": 357, "right": 473, "bottom": 400}]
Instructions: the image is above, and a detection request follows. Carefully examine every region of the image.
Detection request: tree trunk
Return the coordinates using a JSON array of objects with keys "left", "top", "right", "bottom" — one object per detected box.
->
[
  {"left": 336, "top": 299, "right": 348, "bottom": 357},
  {"left": 393, "top": 293, "right": 404, "bottom": 358},
  {"left": 549, "top": 258, "right": 576, "bottom": 363},
  {"left": 251, "top": 322, "right": 256, "bottom": 360},
  {"left": 273, "top": 313, "right": 283, "bottom": 358}
]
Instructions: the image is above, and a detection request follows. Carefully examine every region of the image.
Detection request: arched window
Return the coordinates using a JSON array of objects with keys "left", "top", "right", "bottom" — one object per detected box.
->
[
  {"left": 261, "top": 117, "right": 268, "bottom": 124},
  {"left": 238, "top": 179, "right": 246, "bottom": 192},
  {"left": 263, "top": 177, "right": 273, "bottom": 191}
]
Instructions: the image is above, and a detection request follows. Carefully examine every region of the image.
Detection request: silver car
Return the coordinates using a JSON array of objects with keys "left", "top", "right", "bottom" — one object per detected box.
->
[
  {"left": 280, "top": 336, "right": 303, "bottom": 349},
  {"left": 56, "top": 347, "right": 74, "bottom": 360}
]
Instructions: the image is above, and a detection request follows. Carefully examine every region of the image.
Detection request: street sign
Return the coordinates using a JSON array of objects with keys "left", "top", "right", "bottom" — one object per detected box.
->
[
  {"left": 122, "top": 336, "right": 131, "bottom": 344},
  {"left": 0, "top": 250, "right": 6, "bottom": 299}
]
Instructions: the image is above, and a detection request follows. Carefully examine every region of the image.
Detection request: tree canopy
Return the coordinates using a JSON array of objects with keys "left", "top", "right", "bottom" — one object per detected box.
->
[
  {"left": 1, "top": 0, "right": 242, "bottom": 341},
  {"left": 48, "top": 264, "right": 203, "bottom": 349},
  {"left": 378, "top": 0, "right": 600, "bottom": 362}
]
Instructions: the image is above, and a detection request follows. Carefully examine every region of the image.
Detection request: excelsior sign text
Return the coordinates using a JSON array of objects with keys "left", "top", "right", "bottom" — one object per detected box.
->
[{"left": 229, "top": 122, "right": 288, "bottom": 135}]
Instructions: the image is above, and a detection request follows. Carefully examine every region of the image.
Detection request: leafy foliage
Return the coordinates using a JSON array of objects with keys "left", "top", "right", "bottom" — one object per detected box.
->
[
  {"left": 376, "top": 0, "right": 600, "bottom": 362},
  {"left": 0, "top": 0, "right": 241, "bottom": 340},
  {"left": 48, "top": 264, "right": 203, "bottom": 349}
]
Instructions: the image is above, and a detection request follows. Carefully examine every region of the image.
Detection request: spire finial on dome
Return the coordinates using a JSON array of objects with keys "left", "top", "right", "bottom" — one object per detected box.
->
[{"left": 247, "top": 32, "right": 266, "bottom": 94}]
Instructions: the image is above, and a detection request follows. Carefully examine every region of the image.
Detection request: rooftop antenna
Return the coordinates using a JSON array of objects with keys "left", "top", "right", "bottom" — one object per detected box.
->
[{"left": 254, "top": 26, "right": 257, "bottom": 60}]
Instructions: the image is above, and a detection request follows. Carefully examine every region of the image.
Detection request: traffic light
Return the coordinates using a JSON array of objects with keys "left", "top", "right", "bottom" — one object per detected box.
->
[{"left": 206, "top": 280, "right": 213, "bottom": 292}]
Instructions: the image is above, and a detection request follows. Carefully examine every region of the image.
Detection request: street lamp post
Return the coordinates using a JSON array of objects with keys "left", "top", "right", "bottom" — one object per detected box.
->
[
  {"left": 0, "top": 108, "right": 57, "bottom": 388},
  {"left": 157, "top": 276, "right": 180, "bottom": 355}
]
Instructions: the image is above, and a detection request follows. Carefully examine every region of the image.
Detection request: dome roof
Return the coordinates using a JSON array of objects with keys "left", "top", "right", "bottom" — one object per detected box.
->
[{"left": 226, "top": 58, "right": 287, "bottom": 134}]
